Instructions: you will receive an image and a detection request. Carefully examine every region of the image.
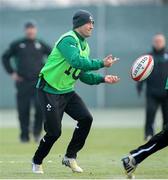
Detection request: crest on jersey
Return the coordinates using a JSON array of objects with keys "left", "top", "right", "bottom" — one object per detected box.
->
[
  {"left": 164, "top": 53, "right": 168, "bottom": 60},
  {"left": 19, "top": 43, "right": 26, "bottom": 48},
  {"left": 35, "top": 42, "right": 41, "bottom": 49}
]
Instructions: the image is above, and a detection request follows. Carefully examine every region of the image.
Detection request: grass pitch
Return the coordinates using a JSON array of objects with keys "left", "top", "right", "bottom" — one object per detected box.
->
[{"left": 0, "top": 127, "right": 167, "bottom": 179}]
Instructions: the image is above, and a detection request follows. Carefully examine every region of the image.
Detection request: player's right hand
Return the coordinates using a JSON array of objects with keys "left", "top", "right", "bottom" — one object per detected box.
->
[
  {"left": 104, "top": 75, "right": 120, "bottom": 84},
  {"left": 11, "top": 72, "right": 23, "bottom": 82},
  {"left": 103, "top": 54, "right": 119, "bottom": 67}
]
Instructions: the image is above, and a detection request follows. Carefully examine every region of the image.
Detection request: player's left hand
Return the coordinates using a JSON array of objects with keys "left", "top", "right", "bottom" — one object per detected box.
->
[
  {"left": 104, "top": 75, "right": 120, "bottom": 84},
  {"left": 103, "top": 55, "right": 119, "bottom": 67}
]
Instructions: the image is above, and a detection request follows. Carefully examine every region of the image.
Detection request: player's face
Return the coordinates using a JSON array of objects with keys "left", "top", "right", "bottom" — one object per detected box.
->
[
  {"left": 78, "top": 21, "right": 94, "bottom": 38},
  {"left": 153, "top": 34, "right": 166, "bottom": 51},
  {"left": 25, "top": 27, "right": 37, "bottom": 40}
]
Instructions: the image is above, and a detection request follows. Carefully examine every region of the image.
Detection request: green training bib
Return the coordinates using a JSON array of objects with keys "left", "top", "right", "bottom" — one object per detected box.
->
[{"left": 40, "top": 30, "right": 90, "bottom": 91}]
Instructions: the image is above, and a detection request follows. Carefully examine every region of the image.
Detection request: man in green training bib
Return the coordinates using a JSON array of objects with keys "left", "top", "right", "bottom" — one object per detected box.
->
[{"left": 32, "top": 9, "right": 120, "bottom": 174}]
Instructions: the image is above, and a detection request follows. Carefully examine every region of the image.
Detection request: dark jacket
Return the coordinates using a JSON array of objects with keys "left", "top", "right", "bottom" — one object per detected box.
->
[
  {"left": 137, "top": 48, "right": 168, "bottom": 97},
  {"left": 2, "top": 38, "right": 51, "bottom": 81}
]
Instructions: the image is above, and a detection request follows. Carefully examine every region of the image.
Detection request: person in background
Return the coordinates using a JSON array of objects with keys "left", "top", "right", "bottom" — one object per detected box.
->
[
  {"left": 2, "top": 21, "right": 51, "bottom": 143},
  {"left": 137, "top": 33, "right": 168, "bottom": 141}
]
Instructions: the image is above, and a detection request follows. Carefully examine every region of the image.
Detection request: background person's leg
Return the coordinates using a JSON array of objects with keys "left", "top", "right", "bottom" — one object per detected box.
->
[
  {"left": 65, "top": 92, "right": 93, "bottom": 159},
  {"left": 145, "top": 94, "right": 159, "bottom": 139},
  {"left": 16, "top": 81, "right": 31, "bottom": 142}
]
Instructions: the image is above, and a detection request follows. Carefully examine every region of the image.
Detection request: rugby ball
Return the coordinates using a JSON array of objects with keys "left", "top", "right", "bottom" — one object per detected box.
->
[{"left": 131, "top": 55, "right": 154, "bottom": 81}]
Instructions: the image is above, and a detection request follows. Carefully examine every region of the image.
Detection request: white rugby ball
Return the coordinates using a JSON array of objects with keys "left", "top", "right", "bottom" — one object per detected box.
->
[{"left": 131, "top": 55, "right": 154, "bottom": 81}]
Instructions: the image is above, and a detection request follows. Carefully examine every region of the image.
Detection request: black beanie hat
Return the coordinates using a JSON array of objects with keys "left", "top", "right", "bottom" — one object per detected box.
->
[
  {"left": 24, "top": 20, "right": 36, "bottom": 29},
  {"left": 73, "top": 10, "right": 94, "bottom": 29}
]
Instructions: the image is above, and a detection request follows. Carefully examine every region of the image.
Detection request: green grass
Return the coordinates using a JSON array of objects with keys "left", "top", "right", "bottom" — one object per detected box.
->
[{"left": 0, "top": 127, "right": 168, "bottom": 179}]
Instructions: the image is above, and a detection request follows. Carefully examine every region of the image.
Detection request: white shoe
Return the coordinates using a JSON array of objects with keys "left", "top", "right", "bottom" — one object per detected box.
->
[
  {"left": 62, "top": 156, "right": 83, "bottom": 173},
  {"left": 32, "top": 162, "right": 44, "bottom": 174},
  {"left": 122, "top": 155, "right": 137, "bottom": 179}
]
